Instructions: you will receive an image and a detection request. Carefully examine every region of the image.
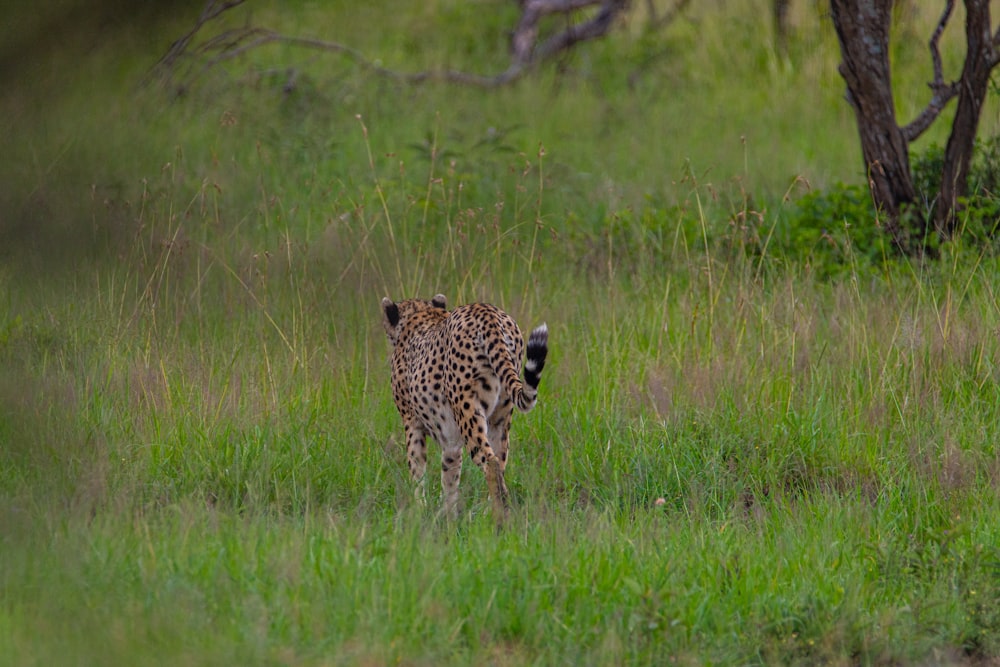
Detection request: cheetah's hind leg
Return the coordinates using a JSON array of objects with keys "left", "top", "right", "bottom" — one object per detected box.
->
[
  {"left": 404, "top": 421, "right": 429, "bottom": 507},
  {"left": 440, "top": 445, "right": 464, "bottom": 521},
  {"left": 485, "top": 457, "right": 510, "bottom": 527}
]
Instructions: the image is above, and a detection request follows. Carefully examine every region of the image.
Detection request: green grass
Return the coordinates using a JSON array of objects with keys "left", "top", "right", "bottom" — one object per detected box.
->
[{"left": 4, "top": 1, "right": 1000, "bottom": 665}]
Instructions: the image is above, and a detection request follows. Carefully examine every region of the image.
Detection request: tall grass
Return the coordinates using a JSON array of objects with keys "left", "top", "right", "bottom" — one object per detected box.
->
[
  {"left": 4, "top": 1, "right": 1000, "bottom": 665},
  {"left": 5, "top": 120, "right": 1000, "bottom": 662}
]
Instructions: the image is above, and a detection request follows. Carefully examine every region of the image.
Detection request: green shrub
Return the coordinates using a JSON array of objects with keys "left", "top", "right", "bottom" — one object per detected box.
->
[
  {"left": 757, "top": 183, "right": 889, "bottom": 277},
  {"left": 762, "top": 140, "right": 1000, "bottom": 276}
]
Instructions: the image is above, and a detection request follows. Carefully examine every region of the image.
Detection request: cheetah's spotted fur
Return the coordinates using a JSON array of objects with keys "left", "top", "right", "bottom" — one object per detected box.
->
[{"left": 381, "top": 294, "right": 548, "bottom": 521}]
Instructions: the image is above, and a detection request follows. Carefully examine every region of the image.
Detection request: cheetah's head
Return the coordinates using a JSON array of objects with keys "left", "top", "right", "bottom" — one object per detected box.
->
[{"left": 380, "top": 294, "right": 447, "bottom": 345}]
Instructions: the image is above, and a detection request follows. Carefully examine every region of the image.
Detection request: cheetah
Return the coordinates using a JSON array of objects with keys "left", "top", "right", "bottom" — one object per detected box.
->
[{"left": 380, "top": 294, "right": 548, "bottom": 522}]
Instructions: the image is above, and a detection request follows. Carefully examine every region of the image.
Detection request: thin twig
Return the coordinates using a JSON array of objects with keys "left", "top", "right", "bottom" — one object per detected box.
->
[
  {"left": 902, "top": 0, "right": 958, "bottom": 142},
  {"left": 531, "top": 0, "right": 627, "bottom": 63},
  {"left": 649, "top": 0, "right": 691, "bottom": 31},
  {"left": 146, "top": 0, "right": 247, "bottom": 84},
  {"left": 511, "top": 0, "right": 611, "bottom": 64},
  {"left": 929, "top": 0, "right": 954, "bottom": 81}
]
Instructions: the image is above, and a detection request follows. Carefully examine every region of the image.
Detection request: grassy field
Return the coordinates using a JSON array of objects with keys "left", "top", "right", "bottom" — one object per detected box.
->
[{"left": 3, "top": 1, "right": 1000, "bottom": 664}]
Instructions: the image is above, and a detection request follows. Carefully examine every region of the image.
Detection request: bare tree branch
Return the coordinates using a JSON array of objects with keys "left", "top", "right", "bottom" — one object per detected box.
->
[
  {"left": 151, "top": 0, "right": 652, "bottom": 91},
  {"left": 901, "top": 0, "right": 959, "bottom": 142},
  {"left": 180, "top": 26, "right": 529, "bottom": 88}
]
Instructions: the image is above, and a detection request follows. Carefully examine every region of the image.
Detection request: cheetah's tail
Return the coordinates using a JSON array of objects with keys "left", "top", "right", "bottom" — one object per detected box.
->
[
  {"left": 524, "top": 323, "right": 548, "bottom": 390},
  {"left": 514, "top": 323, "right": 548, "bottom": 412}
]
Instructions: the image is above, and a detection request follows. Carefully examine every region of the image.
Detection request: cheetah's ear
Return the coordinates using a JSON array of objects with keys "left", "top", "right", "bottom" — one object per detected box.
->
[
  {"left": 382, "top": 297, "right": 400, "bottom": 328},
  {"left": 431, "top": 294, "right": 447, "bottom": 309}
]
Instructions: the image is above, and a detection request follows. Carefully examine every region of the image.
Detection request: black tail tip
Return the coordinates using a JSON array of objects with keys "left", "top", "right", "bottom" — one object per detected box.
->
[
  {"left": 527, "top": 323, "right": 548, "bottom": 350},
  {"left": 524, "top": 323, "right": 548, "bottom": 389}
]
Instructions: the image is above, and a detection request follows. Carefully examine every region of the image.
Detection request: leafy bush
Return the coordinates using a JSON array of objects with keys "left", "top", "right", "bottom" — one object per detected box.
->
[
  {"left": 759, "top": 139, "right": 1000, "bottom": 276},
  {"left": 755, "top": 183, "right": 890, "bottom": 277}
]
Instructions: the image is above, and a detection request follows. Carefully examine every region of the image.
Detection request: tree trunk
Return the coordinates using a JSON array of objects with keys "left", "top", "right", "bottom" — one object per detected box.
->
[
  {"left": 936, "top": 0, "right": 996, "bottom": 237},
  {"left": 830, "top": 0, "right": 917, "bottom": 248}
]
